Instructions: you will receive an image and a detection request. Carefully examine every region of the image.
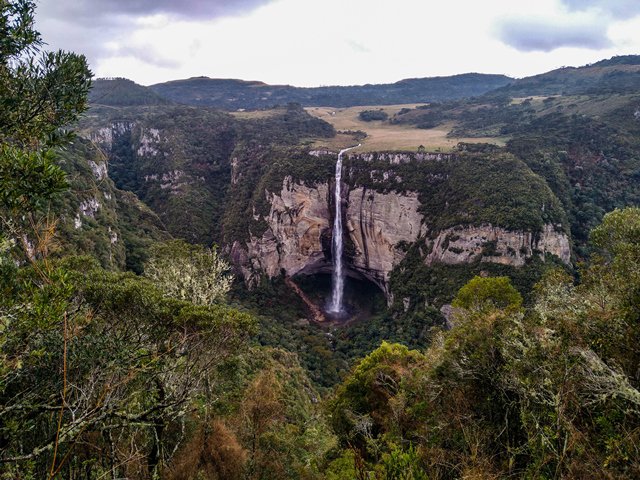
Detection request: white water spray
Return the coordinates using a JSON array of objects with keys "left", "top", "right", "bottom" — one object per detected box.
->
[{"left": 329, "top": 144, "right": 360, "bottom": 314}]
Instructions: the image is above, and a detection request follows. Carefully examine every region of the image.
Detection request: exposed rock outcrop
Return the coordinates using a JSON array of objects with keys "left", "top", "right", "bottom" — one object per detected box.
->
[
  {"left": 346, "top": 188, "right": 425, "bottom": 296},
  {"left": 79, "top": 197, "right": 101, "bottom": 218},
  {"left": 88, "top": 121, "right": 135, "bottom": 150},
  {"left": 425, "top": 224, "right": 571, "bottom": 267},
  {"left": 235, "top": 177, "right": 425, "bottom": 298},
  {"left": 349, "top": 152, "right": 455, "bottom": 164},
  {"left": 285, "top": 277, "right": 326, "bottom": 323},
  {"left": 232, "top": 158, "right": 572, "bottom": 302},
  {"left": 137, "top": 128, "right": 161, "bottom": 156},
  {"left": 87, "top": 160, "right": 108, "bottom": 181},
  {"left": 237, "top": 176, "right": 331, "bottom": 285}
]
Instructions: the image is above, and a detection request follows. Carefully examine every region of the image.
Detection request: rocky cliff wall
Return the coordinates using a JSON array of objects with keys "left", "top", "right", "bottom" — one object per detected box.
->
[
  {"left": 235, "top": 176, "right": 331, "bottom": 284},
  {"left": 346, "top": 188, "right": 425, "bottom": 295},
  {"left": 426, "top": 224, "right": 571, "bottom": 267},
  {"left": 232, "top": 176, "right": 427, "bottom": 297},
  {"left": 47, "top": 138, "right": 169, "bottom": 272},
  {"left": 232, "top": 173, "right": 571, "bottom": 301}
]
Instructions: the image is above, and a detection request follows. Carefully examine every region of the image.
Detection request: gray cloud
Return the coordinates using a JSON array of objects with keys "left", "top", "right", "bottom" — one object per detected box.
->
[
  {"left": 114, "top": 45, "right": 183, "bottom": 69},
  {"left": 36, "top": 0, "right": 275, "bottom": 72},
  {"left": 561, "top": 0, "right": 640, "bottom": 19},
  {"left": 38, "top": 0, "right": 275, "bottom": 21},
  {"left": 495, "top": 17, "right": 612, "bottom": 52},
  {"left": 36, "top": 16, "right": 111, "bottom": 63}
]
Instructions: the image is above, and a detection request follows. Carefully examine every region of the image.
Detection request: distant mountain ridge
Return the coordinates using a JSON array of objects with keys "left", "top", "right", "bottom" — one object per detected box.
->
[
  {"left": 147, "top": 73, "right": 514, "bottom": 109},
  {"left": 590, "top": 55, "right": 640, "bottom": 67},
  {"left": 89, "top": 55, "right": 640, "bottom": 109}
]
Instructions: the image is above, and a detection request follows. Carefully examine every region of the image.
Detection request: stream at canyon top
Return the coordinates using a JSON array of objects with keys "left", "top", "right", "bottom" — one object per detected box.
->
[{"left": 328, "top": 144, "right": 361, "bottom": 315}]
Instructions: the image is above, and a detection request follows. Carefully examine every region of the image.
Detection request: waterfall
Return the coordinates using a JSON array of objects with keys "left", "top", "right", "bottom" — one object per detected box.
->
[{"left": 329, "top": 144, "right": 360, "bottom": 313}]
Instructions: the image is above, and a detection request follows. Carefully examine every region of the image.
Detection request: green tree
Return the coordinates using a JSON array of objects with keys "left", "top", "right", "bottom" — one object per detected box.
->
[
  {"left": 322, "top": 218, "right": 640, "bottom": 479},
  {"left": 590, "top": 206, "right": 640, "bottom": 299},
  {"left": 452, "top": 275, "right": 523, "bottom": 313},
  {"left": 1, "top": 259, "right": 255, "bottom": 477},
  {"left": 0, "top": 0, "right": 91, "bottom": 149},
  {"left": 583, "top": 207, "right": 640, "bottom": 380},
  {"left": 327, "top": 342, "right": 425, "bottom": 455},
  {"left": 0, "top": 0, "right": 91, "bottom": 260}
]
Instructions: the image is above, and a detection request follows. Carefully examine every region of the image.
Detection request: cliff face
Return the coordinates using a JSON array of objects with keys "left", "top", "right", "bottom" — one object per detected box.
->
[
  {"left": 426, "top": 224, "right": 571, "bottom": 267},
  {"left": 235, "top": 176, "right": 331, "bottom": 284},
  {"left": 51, "top": 138, "right": 169, "bottom": 272},
  {"left": 79, "top": 108, "right": 574, "bottom": 302},
  {"left": 81, "top": 110, "right": 237, "bottom": 245},
  {"left": 346, "top": 188, "right": 425, "bottom": 295},
  {"left": 232, "top": 176, "right": 427, "bottom": 297},
  {"left": 233, "top": 168, "right": 571, "bottom": 300}
]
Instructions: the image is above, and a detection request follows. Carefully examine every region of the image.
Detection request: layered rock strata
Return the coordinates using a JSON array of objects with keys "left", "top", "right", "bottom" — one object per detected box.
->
[{"left": 233, "top": 175, "right": 571, "bottom": 301}]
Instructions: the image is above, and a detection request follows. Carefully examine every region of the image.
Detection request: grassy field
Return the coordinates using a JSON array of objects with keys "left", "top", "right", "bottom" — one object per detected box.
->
[{"left": 305, "top": 104, "right": 506, "bottom": 152}]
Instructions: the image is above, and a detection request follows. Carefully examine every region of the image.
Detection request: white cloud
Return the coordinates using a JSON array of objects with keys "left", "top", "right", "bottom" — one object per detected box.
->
[{"left": 35, "top": 0, "right": 640, "bottom": 86}]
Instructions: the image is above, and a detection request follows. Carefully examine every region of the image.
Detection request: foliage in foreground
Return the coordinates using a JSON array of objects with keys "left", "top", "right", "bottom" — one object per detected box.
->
[
  {"left": 0, "top": 258, "right": 256, "bottom": 478},
  {"left": 1, "top": 2, "right": 640, "bottom": 478},
  {"left": 325, "top": 207, "right": 640, "bottom": 479}
]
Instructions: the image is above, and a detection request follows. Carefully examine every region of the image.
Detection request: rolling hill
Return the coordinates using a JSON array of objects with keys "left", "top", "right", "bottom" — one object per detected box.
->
[{"left": 148, "top": 73, "right": 513, "bottom": 109}]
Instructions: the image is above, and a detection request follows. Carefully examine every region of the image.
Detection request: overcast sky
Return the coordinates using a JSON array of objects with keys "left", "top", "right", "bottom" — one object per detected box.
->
[{"left": 36, "top": 0, "right": 640, "bottom": 87}]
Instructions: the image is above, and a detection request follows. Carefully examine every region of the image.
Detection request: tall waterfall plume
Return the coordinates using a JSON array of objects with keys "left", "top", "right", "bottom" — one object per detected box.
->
[{"left": 329, "top": 144, "right": 360, "bottom": 313}]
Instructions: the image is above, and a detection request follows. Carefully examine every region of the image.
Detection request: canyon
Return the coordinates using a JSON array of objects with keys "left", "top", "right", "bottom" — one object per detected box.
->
[
  {"left": 73, "top": 105, "right": 577, "bottom": 316},
  {"left": 231, "top": 151, "right": 572, "bottom": 304}
]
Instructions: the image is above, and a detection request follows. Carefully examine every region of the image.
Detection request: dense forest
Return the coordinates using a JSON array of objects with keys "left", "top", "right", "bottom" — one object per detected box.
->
[{"left": 1, "top": 1, "right": 640, "bottom": 479}]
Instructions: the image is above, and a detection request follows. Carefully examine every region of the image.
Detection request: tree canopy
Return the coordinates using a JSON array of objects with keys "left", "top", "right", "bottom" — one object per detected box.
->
[{"left": 144, "top": 239, "right": 233, "bottom": 306}]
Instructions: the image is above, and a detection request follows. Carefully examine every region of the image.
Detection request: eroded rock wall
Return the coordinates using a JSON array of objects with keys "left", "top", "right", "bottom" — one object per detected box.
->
[
  {"left": 346, "top": 188, "right": 425, "bottom": 294},
  {"left": 236, "top": 176, "right": 331, "bottom": 285},
  {"left": 235, "top": 177, "right": 425, "bottom": 296},
  {"left": 426, "top": 224, "right": 571, "bottom": 267}
]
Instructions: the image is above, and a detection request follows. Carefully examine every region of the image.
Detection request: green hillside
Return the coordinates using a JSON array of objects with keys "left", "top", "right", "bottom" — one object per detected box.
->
[
  {"left": 78, "top": 103, "right": 335, "bottom": 245},
  {"left": 386, "top": 86, "right": 640, "bottom": 257},
  {"left": 487, "top": 55, "right": 640, "bottom": 97},
  {"left": 52, "top": 138, "right": 170, "bottom": 272},
  {"left": 89, "top": 77, "right": 173, "bottom": 106}
]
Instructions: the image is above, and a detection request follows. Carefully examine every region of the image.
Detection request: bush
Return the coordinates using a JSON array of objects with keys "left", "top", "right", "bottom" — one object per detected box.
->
[{"left": 358, "top": 109, "right": 389, "bottom": 122}]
